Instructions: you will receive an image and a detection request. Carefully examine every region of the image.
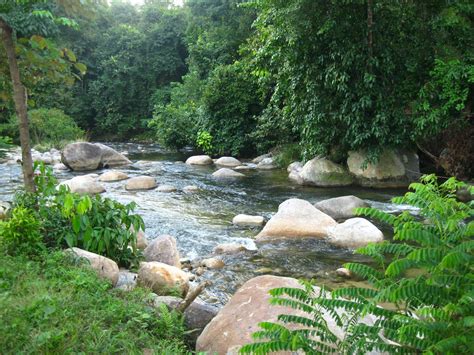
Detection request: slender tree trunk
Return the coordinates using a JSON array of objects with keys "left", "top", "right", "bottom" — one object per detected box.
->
[
  {"left": 0, "top": 18, "right": 35, "bottom": 192},
  {"left": 367, "top": 0, "right": 374, "bottom": 60}
]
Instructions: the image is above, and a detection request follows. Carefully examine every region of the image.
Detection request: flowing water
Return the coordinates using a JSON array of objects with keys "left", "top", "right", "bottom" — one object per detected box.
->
[{"left": 0, "top": 143, "right": 413, "bottom": 305}]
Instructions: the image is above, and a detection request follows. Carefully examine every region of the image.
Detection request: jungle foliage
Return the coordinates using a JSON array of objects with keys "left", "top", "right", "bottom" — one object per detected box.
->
[{"left": 241, "top": 175, "right": 474, "bottom": 354}]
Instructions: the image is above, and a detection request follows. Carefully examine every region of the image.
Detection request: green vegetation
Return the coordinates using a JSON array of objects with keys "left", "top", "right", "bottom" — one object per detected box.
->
[
  {"left": 242, "top": 175, "right": 474, "bottom": 354},
  {"left": 0, "top": 136, "right": 12, "bottom": 158},
  {"left": 0, "top": 252, "right": 188, "bottom": 354}
]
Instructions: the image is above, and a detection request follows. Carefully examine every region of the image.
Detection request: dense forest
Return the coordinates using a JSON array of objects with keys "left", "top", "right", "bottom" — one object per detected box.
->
[
  {"left": 1, "top": 0, "right": 472, "bottom": 178},
  {"left": 1, "top": 1, "right": 473, "bottom": 354}
]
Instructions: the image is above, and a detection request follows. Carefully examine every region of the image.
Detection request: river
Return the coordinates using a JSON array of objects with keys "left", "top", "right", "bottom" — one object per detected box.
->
[{"left": 0, "top": 143, "right": 412, "bottom": 305}]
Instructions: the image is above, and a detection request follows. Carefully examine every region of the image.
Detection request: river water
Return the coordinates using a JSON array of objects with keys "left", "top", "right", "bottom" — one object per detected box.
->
[{"left": 0, "top": 143, "right": 412, "bottom": 305}]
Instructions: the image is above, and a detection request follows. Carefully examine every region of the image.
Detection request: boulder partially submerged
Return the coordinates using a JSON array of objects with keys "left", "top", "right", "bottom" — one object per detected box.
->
[
  {"left": 186, "top": 155, "right": 213, "bottom": 165},
  {"left": 314, "top": 195, "right": 369, "bottom": 220},
  {"left": 61, "top": 142, "right": 131, "bottom": 171},
  {"left": 327, "top": 217, "right": 384, "bottom": 249}
]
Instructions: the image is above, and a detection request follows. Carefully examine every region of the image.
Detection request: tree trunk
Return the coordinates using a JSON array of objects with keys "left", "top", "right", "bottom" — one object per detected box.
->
[
  {"left": 0, "top": 18, "right": 35, "bottom": 192},
  {"left": 367, "top": 0, "right": 374, "bottom": 61}
]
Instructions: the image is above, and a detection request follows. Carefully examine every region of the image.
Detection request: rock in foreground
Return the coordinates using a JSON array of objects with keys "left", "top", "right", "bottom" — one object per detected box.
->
[
  {"left": 256, "top": 198, "right": 336, "bottom": 242},
  {"left": 67, "top": 247, "right": 119, "bottom": 286},
  {"left": 59, "top": 175, "right": 105, "bottom": 195},
  {"left": 137, "top": 261, "right": 189, "bottom": 297},
  {"left": 327, "top": 217, "right": 384, "bottom": 248},
  {"left": 314, "top": 195, "right": 369, "bottom": 220}
]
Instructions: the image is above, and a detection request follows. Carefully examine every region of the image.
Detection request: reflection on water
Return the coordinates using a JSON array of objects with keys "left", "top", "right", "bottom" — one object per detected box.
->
[{"left": 0, "top": 143, "right": 412, "bottom": 305}]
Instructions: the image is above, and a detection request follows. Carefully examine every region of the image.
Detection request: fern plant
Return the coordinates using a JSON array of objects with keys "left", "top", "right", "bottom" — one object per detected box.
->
[{"left": 241, "top": 175, "right": 474, "bottom": 354}]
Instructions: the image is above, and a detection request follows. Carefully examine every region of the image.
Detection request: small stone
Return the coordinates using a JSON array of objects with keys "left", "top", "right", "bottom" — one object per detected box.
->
[
  {"left": 157, "top": 184, "right": 177, "bottom": 193},
  {"left": 215, "top": 156, "right": 241, "bottom": 167},
  {"left": 186, "top": 155, "right": 213, "bottom": 165},
  {"left": 98, "top": 170, "right": 129, "bottom": 182},
  {"left": 336, "top": 268, "right": 352, "bottom": 278},
  {"left": 213, "top": 243, "right": 248, "bottom": 255},
  {"left": 232, "top": 214, "right": 265, "bottom": 227},
  {"left": 200, "top": 258, "right": 225, "bottom": 269},
  {"left": 195, "top": 266, "right": 206, "bottom": 276},
  {"left": 59, "top": 175, "right": 106, "bottom": 195},
  {"left": 212, "top": 168, "right": 245, "bottom": 179},
  {"left": 125, "top": 176, "right": 157, "bottom": 191},
  {"left": 183, "top": 185, "right": 199, "bottom": 193}
]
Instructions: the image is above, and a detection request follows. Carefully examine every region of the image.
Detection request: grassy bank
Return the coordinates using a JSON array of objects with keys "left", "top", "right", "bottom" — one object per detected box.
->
[{"left": 0, "top": 252, "right": 189, "bottom": 354}]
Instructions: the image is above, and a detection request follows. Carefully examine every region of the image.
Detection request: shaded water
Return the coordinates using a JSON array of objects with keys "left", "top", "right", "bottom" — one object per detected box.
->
[{"left": 0, "top": 143, "right": 411, "bottom": 305}]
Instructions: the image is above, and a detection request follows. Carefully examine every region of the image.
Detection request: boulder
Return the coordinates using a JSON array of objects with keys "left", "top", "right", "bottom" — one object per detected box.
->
[
  {"left": 232, "top": 214, "right": 265, "bottom": 227},
  {"left": 197, "top": 275, "right": 374, "bottom": 354},
  {"left": 252, "top": 153, "right": 272, "bottom": 164},
  {"left": 347, "top": 149, "right": 420, "bottom": 188},
  {"left": 67, "top": 247, "right": 119, "bottom": 286},
  {"left": 151, "top": 295, "right": 183, "bottom": 310},
  {"left": 137, "top": 261, "right": 190, "bottom": 297},
  {"left": 98, "top": 170, "right": 129, "bottom": 182},
  {"left": 157, "top": 184, "right": 177, "bottom": 193},
  {"left": 116, "top": 270, "right": 138, "bottom": 291},
  {"left": 200, "top": 257, "right": 225, "bottom": 269},
  {"left": 256, "top": 198, "right": 336, "bottom": 242},
  {"left": 212, "top": 168, "right": 245, "bottom": 179},
  {"left": 214, "top": 157, "right": 241, "bottom": 167},
  {"left": 125, "top": 176, "right": 157, "bottom": 190},
  {"left": 183, "top": 185, "right": 200, "bottom": 193},
  {"left": 59, "top": 175, "right": 106, "bottom": 195},
  {"left": 185, "top": 299, "right": 219, "bottom": 344},
  {"left": 287, "top": 161, "right": 304, "bottom": 184},
  {"left": 0, "top": 201, "right": 11, "bottom": 220},
  {"left": 143, "top": 235, "right": 181, "bottom": 268},
  {"left": 327, "top": 218, "right": 384, "bottom": 249},
  {"left": 61, "top": 142, "right": 131, "bottom": 171},
  {"left": 314, "top": 195, "right": 369, "bottom": 220},
  {"left": 299, "top": 157, "right": 353, "bottom": 187},
  {"left": 61, "top": 142, "right": 102, "bottom": 171},
  {"left": 256, "top": 157, "right": 277, "bottom": 170},
  {"left": 186, "top": 155, "right": 213, "bottom": 165},
  {"left": 136, "top": 229, "right": 148, "bottom": 250},
  {"left": 233, "top": 165, "right": 254, "bottom": 171},
  {"left": 95, "top": 143, "right": 132, "bottom": 168},
  {"left": 213, "top": 243, "right": 248, "bottom": 255}
]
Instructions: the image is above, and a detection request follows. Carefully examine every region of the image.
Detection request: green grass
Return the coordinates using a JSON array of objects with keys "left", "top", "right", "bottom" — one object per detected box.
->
[{"left": 0, "top": 252, "right": 189, "bottom": 354}]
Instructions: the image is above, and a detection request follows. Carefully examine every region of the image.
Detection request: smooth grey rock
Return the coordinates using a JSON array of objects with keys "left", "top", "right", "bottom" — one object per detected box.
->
[
  {"left": 59, "top": 175, "right": 105, "bottom": 195},
  {"left": 61, "top": 142, "right": 102, "bottom": 171},
  {"left": 212, "top": 168, "right": 245, "bottom": 179},
  {"left": 186, "top": 155, "right": 213, "bottom": 165},
  {"left": 67, "top": 247, "right": 119, "bottom": 286},
  {"left": 157, "top": 184, "right": 177, "bottom": 193},
  {"left": 327, "top": 218, "right": 384, "bottom": 249},
  {"left": 232, "top": 214, "right": 265, "bottom": 227},
  {"left": 143, "top": 235, "right": 181, "bottom": 268},
  {"left": 125, "top": 176, "right": 157, "bottom": 190},
  {"left": 213, "top": 243, "right": 248, "bottom": 255},
  {"left": 314, "top": 195, "right": 369, "bottom": 220},
  {"left": 299, "top": 157, "right": 353, "bottom": 187},
  {"left": 98, "top": 170, "right": 129, "bottom": 182},
  {"left": 215, "top": 157, "right": 241, "bottom": 167}
]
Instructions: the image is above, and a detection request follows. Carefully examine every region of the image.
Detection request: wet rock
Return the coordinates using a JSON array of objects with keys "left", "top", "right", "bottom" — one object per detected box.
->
[
  {"left": 232, "top": 214, "right": 265, "bottom": 227},
  {"left": 143, "top": 235, "right": 181, "bottom": 268},
  {"left": 215, "top": 156, "right": 241, "bottom": 167},
  {"left": 98, "top": 170, "right": 129, "bottom": 182},
  {"left": 456, "top": 186, "right": 474, "bottom": 202},
  {"left": 59, "top": 175, "right": 106, "bottom": 195},
  {"left": 186, "top": 155, "right": 213, "bottom": 165},
  {"left": 197, "top": 275, "right": 377, "bottom": 354},
  {"left": 287, "top": 161, "right": 304, "bottom": 184},
  {"left": 212, "top": 168, "right": 245, "bottom": 179},
  {"left": 233, "top": 165, "right": 254, "bottom": 171},
  {"left": 116, "top": 270, "right": 138, "bottom": 291},
  {"left": 157, "top": 184, "right": 177, "bottom": 193},
  {"left": 67, "top": 247, "right": 119, "bottom": 286},
  {"left": 200, "top": 258, "right": 225, "bottom": 269},
  {"left": 183, "top": 185, "right": 199, "bottom": 193},
  {"left": 62, "top": 142, "right": 131, "bottom": 171},
  {"left": 336, "top": 267, "right": 352, "bottom": 278},
  {"left": 327, "top": 218, "right": 384, "bottom": 249},
  {"left": 53, "top": 162, "right": 69, "bottom": 171},
  {"left": 256, "top": 157, "right": 277, "bottom": 170},
  {"left": 0, "top": 201, "right": 11, "bottom": 220},
  {"left": 347, "top": 149, "right": 419, "bottom": 188},
  {"left": 185, "top": 299, "right": 219, "bottom": 345},
  {"left": 195, "top": 266, "right": 206, "bottom": 276},
  {"left": 314, "top": 195, "right": 369, "bottom": 220},
  {"left": 252, "top": 153, "right": 272, "bottom": 164},
  {"left": 137, "top": 261, "right": 190, "bottom": 297},
  {"left": 256, "top": 198, "right": 336, "bottom": 242},
  {"left": 125, "top": 176, "right": 157, "bottom": 190},
  {"left": 299, "top": 157, "right": 354, "bottom": 187},
  {"left": 213, "top": 243, "right": 248, "bottom": 255}
]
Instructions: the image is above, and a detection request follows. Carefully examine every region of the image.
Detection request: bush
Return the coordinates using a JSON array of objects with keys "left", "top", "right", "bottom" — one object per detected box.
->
[
  {"left": 0, "top": 206, "right": 44, "bottom": 258},
  {"left": 15, "top": 163, "right": 145, "bottom": 268},
  {"left": 1, "top": 108, "right": 84, "bottom": 148},
  {"left": 242, "top": 175, "right": 474, "bottom": 354},
  {"left": 0, "top": 252, "right": 188, "bottom": 353},
  {"left": 0, "top": 135, "right": 12, "bottom": 158}
]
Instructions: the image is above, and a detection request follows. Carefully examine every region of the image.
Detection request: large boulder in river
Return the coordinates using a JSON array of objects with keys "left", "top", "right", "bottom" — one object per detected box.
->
[
  {"left": 212, "top": 168, "right": 245, "bottom": 179},
  {"left": 347, "top": 149, "right": 419, "bottom": 188},
  {"left": 67, "top": 247, "right": 119, "bottom": 286},
  {"left": 256, "top": 198, "right": 336, "bottom": 242},
  {"left": 137, "top": 261, "right": 190, "bottom": 297},
  {"left": 61, "top": 142, "right": 131, "bottom": 171},
  {"left": 125, "top": 176, "right": 157, "bottom": 191},
  {"left": 327, "top": 217, "right": 384, "bottom": 249},
  {"left": 299, "top": 156, "right": 354, "bottom": 187},
  {"left": 186, "top": 155, "right": 213, "bottom": 165},
  {"left": 256, "top": 157, "right": 277, "bottom": 170},
  {"left": 98, "top": 170, "right": 129, "bottom": 182},
  {"left": 143, "top": 235, "right": 181, "bottom": 268},
  {"left": 214, "top": 156, "right": 241, "bottom": 167},
  {"left": 314, "top": 195, "right": 369, "bottom": 220},
  {"left": 59, "top": 175, "right": 105, "bottom": 195},
  {"left": 197, "top": 275, "right": 377, "bottom": 354}
]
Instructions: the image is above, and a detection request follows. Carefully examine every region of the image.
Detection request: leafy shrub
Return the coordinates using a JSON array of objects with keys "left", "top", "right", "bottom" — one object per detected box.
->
[
  {"left": 15, "top": 163, "right": 145, "bottom": 267},
  {"left": 0, "top": 206, "right": 44, "bottom": 258},
  {"left": 196, "top": 130, "right": 213, "bottom": 154},
  {"left": 0, "top": 135, "right": 12, "bottom": 158},
  {"left": 242, "top": 175, "right": 474, "bottom": 354},
  {"left": 272, "top": 143, "right": 302, "bottom": 168}
]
